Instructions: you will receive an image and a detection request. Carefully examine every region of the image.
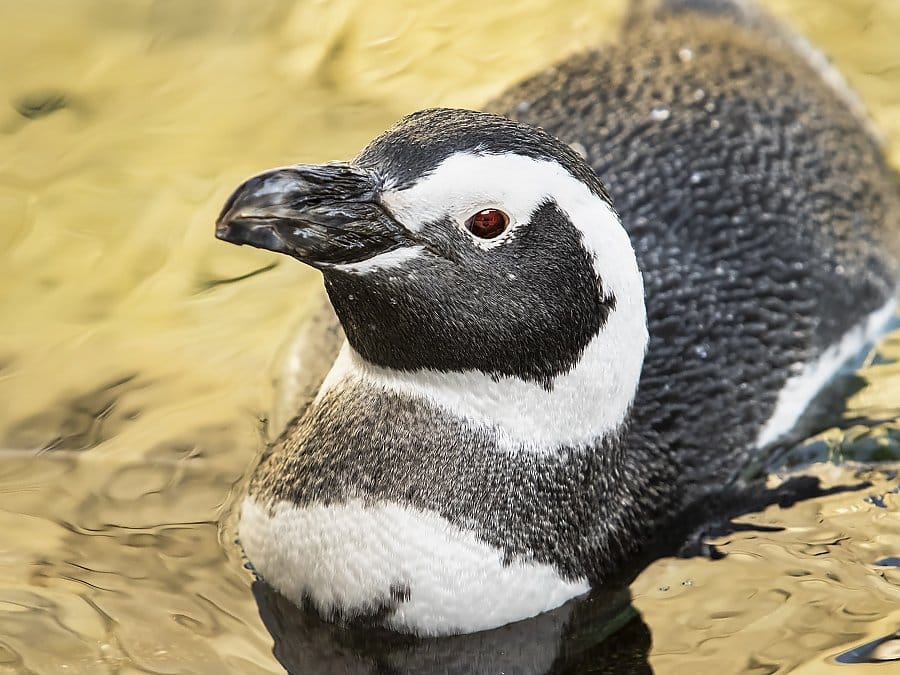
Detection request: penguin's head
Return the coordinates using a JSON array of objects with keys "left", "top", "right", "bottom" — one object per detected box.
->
[{"left": 218, "top": 108, "right": 646, "bottom": 417}]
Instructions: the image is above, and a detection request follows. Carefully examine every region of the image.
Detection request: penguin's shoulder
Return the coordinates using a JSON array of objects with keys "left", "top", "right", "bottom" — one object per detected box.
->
[{"left": 490, "top": 6, "right": 900, "bottom": 466}]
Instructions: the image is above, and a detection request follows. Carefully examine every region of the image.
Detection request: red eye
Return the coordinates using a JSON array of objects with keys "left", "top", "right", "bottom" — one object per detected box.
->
[{"left": 465, "top": 209, "right": 509, "bottom": 239}]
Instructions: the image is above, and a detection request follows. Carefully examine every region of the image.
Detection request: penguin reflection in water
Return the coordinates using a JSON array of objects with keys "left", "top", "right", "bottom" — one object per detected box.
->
[{"left": 216, "top": 0, "right": 900, "bottom": 646}]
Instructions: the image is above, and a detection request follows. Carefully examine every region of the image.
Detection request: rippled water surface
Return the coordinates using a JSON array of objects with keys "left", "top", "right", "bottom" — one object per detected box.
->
[{"left": 2, "top": 1, "right": 899, "bottom": 673}]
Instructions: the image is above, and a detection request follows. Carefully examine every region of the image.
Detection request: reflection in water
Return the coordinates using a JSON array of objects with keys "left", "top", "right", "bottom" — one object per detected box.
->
[
  {"left": 253, "top": 581, "right": 652, "bottom": 675},
  {"left": 5, "top": 374, "right": 143, "bottom": 453},
  {"left": 837, "top": 630, "right": 900, "bottom": 664},
  {"left": 1, "top": 0, "right": 900, "bottom": 672}
]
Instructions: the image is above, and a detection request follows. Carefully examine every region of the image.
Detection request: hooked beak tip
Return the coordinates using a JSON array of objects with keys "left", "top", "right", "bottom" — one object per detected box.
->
[
  {"left": 214, "top": 214, "right": 231, "bottom": 237},
  {"left": 214, "top": 206, "right": 246, "bottom": 245},
  {"left": 215, "top": 213, "right": 290, "bottom": 253}
]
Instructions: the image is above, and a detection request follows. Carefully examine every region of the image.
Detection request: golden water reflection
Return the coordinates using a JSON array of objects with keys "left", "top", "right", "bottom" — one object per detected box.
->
[{"left": 1, "top": 1, "right": 899, "bottom": 672}]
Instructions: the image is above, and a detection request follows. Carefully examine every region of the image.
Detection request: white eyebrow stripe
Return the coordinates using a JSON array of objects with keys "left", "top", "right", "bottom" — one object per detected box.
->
[{"left": 381, "top": 152, "right": 583, "bottom": 236}]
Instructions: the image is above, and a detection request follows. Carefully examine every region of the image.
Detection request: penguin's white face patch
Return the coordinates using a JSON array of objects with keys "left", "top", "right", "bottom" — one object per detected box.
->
[
  {"left": 239, "top": 496, "right": 589, "bottom": 636},
  {"left": 381, "top": 152, "right": 603, "bottom": 252}
]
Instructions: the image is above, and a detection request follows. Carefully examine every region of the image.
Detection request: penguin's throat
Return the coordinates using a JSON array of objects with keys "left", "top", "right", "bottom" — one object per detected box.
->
[{"left": 316, "top": 314, "right": 647, "bottom": 450}]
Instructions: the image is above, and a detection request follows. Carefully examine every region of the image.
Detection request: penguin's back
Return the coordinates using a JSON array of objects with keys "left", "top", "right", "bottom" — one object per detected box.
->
[{"left": 490, "top": 9, "right": 900, "bottom": 479}]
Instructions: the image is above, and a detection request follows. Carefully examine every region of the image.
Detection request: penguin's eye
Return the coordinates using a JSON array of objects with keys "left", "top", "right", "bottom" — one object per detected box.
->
[{"left": 465, "top": 209, "right": 509, "bottom": 239}]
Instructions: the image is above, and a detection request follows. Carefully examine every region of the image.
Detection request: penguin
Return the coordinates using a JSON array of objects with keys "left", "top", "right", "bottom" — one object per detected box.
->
[{"left": 214, "top": 0, "right": 900, "bottom": 637}]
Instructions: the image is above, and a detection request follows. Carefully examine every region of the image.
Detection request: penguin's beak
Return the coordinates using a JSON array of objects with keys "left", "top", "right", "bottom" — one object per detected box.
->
[{"left": 215, "top": 163, "right": 408, "bottom": 267}]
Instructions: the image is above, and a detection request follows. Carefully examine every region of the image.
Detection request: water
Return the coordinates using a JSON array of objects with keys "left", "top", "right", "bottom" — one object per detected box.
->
[{"left": 1, "top": 1, "right": 899, "bottom": 672}]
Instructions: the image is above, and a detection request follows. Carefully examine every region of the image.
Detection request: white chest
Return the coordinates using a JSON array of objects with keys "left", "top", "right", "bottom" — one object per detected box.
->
[{"left": 239, "top": 496, "right": 589, "bottom": 636}]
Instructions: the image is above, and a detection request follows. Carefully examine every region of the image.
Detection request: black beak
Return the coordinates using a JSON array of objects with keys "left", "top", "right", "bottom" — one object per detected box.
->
[{"left": 215, "top": 163, "right": 409, "bottom": 267}]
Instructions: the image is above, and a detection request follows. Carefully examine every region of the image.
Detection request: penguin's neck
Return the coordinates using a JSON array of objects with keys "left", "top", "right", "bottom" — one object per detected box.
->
[
  {"left": 316, "top": 298, "right": 648, "bottom": 452},
  {"left": 263, "top": 371, "right": 661, "bottom": 582}
]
